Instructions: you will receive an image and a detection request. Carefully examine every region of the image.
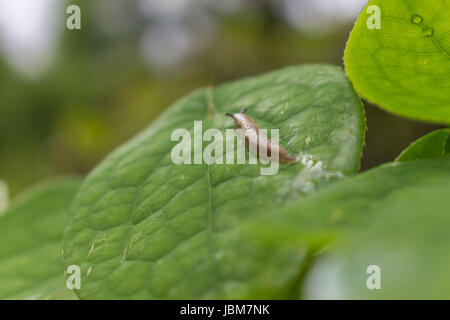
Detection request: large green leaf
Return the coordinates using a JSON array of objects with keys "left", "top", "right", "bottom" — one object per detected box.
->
[
  {"left": 0, "top": 178, "right": 81, "bottom": 299},
  {"left": 249, "top": 156, "right": 450, "bottom": 299},
  {"left": 396, "top": 128, "right": 450, "bottom": 162},
  {"left": 63, "top": 65, "right": 365, "bottom": 299},
  {"left": 344, "top": 0, "right": 450, "bottom": 123}
]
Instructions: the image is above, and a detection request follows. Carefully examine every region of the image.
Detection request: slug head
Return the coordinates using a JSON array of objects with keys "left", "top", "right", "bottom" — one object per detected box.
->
[{"left": 226, "top": 108, "right": 249, "bottom": 128}]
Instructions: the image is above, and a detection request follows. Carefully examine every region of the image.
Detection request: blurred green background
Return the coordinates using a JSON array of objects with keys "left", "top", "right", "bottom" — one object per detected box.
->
[{"left": 0, "top": 0, "right": 442, "bottom": 196}]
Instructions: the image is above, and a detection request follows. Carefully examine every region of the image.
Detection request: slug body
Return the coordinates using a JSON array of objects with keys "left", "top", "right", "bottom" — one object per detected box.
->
[{"left": 226, "top": 109, "right": 298, "bottom": 164}]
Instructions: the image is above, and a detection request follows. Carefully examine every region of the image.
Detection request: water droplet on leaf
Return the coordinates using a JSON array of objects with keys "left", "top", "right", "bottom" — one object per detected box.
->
[
  {"left": 423, "top": 27, "right": 434, "bottom": 36},
  {"left": 411, "top": 14, "right": 423, "bottom": 24}
]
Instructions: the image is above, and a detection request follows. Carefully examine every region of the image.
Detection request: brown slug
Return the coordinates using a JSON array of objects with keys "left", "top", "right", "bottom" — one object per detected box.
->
[{"left": 226, "top": 108, "right": 298, "bottom": 164}]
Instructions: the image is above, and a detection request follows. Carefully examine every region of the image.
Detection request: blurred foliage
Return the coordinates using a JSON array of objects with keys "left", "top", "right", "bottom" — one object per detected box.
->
[{"left": 0, "top": 0, "right": 442, "bottom": 195}]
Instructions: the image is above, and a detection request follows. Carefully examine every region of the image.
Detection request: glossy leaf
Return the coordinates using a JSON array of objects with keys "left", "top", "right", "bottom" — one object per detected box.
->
[{"left": 345, "top": 0, "right": 450, "bottom": 123}]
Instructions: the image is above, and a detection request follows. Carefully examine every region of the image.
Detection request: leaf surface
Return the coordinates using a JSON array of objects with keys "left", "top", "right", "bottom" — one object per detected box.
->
[{"left": 63, "top": 65, "right": 365, "bottom": 299}]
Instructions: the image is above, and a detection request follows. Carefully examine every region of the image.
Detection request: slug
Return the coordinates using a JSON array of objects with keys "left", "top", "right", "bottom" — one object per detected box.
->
[{"left": 226, "top": 108, "right": 298, "bottom": 164}]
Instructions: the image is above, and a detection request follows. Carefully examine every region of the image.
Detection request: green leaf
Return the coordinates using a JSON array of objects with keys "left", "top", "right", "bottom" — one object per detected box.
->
[
  {"left": 250, "top": 157, "right": 450, "bottom": 299},
  {"left": 344, "top": 0, "right": 450, "bottom": 123},
  {"left": 308, "top": 158, "right": 450, "bottom": 299},
  {"left": 0, "top": 178, "right": 81, "bottom": 300},
  {"left": 396, "top": 128, "right": 450, "bottom": 162},
  {"left": 63, "top": 64, "right": 365, "bottom": 299}
]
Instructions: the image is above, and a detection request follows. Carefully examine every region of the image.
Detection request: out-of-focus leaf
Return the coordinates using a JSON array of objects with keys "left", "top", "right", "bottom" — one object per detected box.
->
[
  {"left": 0, "top": 178, "right": 81, "bottom": 299},
  {"left": 396, "top": 128, "right": 450, "bottom": 162},
  {"left": 249, "top": 157, "right": 450, "bottom": 299}
]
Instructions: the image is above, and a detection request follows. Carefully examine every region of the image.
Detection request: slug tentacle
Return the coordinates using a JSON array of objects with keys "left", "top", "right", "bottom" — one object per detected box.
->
[{"left": 226, "top": 110, "right": 298, "bottom": 164}]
